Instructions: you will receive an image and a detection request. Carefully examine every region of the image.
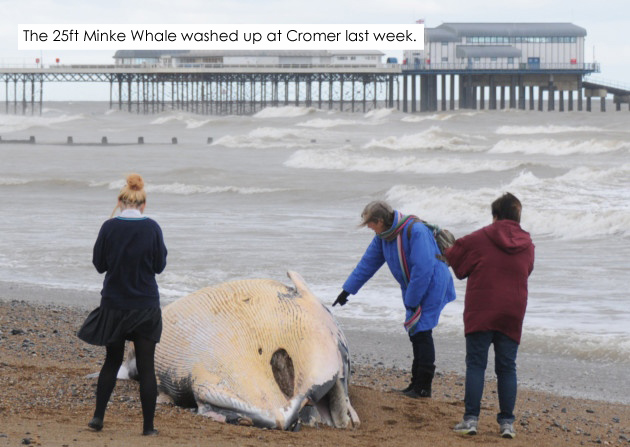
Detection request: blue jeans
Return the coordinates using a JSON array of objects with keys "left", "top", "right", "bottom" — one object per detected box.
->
[{"left": 464, "top": 331, "right": 519, "bottom": 424}]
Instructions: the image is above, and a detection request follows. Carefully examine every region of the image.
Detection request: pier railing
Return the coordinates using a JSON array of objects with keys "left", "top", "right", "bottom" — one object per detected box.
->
[
  {"left": 403, "top": 61, "right": 600, "bottom": 73},
  {"left": 0, "top": 63, "right": 401, "bottom": 74},
  {"left": 584, "top": 76, "right": 630, "bottom": 92}
]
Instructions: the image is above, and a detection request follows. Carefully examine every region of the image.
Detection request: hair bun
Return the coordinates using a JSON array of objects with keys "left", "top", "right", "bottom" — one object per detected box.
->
[{"left": 126, "top": 173, "right": 144, "bottom": 191}]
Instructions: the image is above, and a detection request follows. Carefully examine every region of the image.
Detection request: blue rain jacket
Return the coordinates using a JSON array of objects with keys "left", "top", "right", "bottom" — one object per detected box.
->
[{"left": 343, "top": 211, "right": 456, "bottom": 334}]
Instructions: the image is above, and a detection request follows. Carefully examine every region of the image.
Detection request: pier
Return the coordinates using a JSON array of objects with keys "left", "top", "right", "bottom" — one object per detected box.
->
[
  {"left": 1, "top": 64, "right": 628, "bottom": 115},
  {"left": 398, "top": 63, "right": 630, "bottom": 112},
  {"left": 0, "top": 64, "right": 399, "bottom": 115}
]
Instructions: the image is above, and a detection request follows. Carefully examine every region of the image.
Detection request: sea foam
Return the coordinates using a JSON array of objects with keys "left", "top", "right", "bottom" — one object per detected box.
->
[
  {"left": 213, "top": 127, "right": 312, "bottom": 148},
  {"left": 253, "top": 106, "right": 317, "bottom": 118},
  {"left": 285, "top": 148, "right": 525, "bottom": 174},
  {"left": 364, "top": 126, "right": 484, "bottom": 152},
  {"left": 490, "top": 138, "right": 629, "bottom": 155},
  {"left": 496, "top": 124, "right": 604, "bottom": 135},
  {"left": 0, "top": 113, "right": 85, "bottom": 133},
  {"left": 386, "top": 167, "right": 630, "bottom": 239}
]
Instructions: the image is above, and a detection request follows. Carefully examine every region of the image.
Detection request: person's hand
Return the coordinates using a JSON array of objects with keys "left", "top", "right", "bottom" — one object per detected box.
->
[{"left": 333, "top": 290, "right": 350, "bottom": 307}]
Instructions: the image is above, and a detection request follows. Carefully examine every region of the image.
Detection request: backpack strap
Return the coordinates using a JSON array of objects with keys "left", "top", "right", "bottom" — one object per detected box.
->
[
  {"left": 406, "top": 217, "right": 423, "bottom": 241},
  {"left": 406, "top": 217, "right": 449, "bottom": 263}
]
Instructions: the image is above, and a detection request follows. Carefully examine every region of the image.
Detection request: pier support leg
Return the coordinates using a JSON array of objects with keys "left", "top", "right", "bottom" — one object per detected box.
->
[
  {"left": 509, "top": 76, "right": 516, "bottom": 109},
  {"left": 340, "top": 79, "right": 344, "bottom": 112},
  {"left": 420, "top": 75, "right": 431, "bottom": 112},
  {"left": 441, "top": 74, "right": 446, "bottom": 111},
  {"left": 431, "top": 75, "right": 438, "bottom": 111},
  {"left": 411, "top": 75, "right": 417, "bottom": 113},
  {"left": 402, "top": 76, "right": 408, "bottom": 113},
  {"left": 548, "top": 79, "right": 555, "bottom": 111},
  {"left": 489, "top": 76, "right": 496, "bottom": 110},
  {"left": 450, "top": 75, "right": 455, "bottom": 110}
]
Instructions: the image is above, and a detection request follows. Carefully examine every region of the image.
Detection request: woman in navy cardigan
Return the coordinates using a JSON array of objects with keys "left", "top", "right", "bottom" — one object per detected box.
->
[{"left": 78, "top": 173, "right": 167, "bottom": 436}]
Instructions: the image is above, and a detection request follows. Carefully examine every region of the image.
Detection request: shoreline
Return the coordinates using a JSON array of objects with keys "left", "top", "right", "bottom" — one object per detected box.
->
[
  {"left": 1, "top": 296, "right": 630, "bottom": 447},
  {"left": 2, "top": 279, "right": 628, "bottom": 406}
]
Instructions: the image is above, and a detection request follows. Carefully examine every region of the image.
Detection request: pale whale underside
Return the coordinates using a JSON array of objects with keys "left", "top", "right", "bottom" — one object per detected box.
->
[{"left": 122, "top": 271, "right": 360, "bottom": 430}]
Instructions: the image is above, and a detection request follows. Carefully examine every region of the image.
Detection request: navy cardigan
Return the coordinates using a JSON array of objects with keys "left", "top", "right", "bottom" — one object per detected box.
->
[{"left": 93, "top": 216, "right": 167, "bottom": 309}]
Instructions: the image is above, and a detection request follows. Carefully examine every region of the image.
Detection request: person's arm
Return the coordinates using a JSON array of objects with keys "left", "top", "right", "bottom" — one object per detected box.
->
[
  {"left": 444, "top": 235, "right": 476, "bottom": 280},
  {"left": 341, "top": 236, "right": 385, "bottom": 295},
  {"left": 528, "top": 244, "right": 535, "bottom": 276},
  {"left": 152, "top": 223, "right": 167, "bottom": 274},
  {"left": 92, "top": 223, "right": 109, "bottom": 274}
]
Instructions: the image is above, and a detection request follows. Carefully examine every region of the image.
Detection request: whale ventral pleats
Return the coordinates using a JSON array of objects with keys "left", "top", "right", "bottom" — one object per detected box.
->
[{"left": 270, "top": 349, "right": 295, "bottom": 399}]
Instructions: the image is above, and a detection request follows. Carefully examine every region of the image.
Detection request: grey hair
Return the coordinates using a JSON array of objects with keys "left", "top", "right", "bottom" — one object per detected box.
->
[{"left": 360, "top": 200, "right": 394, "bottom": 228}]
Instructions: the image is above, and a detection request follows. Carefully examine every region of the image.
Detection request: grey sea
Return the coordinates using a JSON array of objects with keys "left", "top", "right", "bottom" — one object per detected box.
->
[{"left": 1, "top": 102, "right": 628, "bottom": 403}]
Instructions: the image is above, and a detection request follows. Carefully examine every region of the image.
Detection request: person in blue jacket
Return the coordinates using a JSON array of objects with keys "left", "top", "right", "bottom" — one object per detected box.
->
[{"left": 333, "top": 200, "right": 455, "bottom": 398}]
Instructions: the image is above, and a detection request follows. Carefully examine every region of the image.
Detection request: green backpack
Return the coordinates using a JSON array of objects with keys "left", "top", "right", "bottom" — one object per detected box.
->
[{"left": 406, "top": 218, "right": 455, "bottom": 264}]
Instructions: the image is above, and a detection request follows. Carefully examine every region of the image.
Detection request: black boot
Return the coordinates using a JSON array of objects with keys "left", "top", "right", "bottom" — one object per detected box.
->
[
  {"left": 403, "top": 364, "right": 435, "bottom": 398},
  {"left": 396, "top": 358, "right": 417, "bottom": 393}
]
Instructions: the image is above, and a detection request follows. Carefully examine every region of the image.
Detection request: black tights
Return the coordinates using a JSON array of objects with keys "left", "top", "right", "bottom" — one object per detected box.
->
[{"left": 93, "top": 337, "right": 158, "bottom": 432}]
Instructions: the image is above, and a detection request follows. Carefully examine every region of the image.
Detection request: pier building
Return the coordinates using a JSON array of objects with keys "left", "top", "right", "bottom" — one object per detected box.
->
[
  {"left": 113, "top": 49, "right": 385, "bottom": 68},
  {"left": 400, "top": 22, "right": 607, "bottom": 112}
]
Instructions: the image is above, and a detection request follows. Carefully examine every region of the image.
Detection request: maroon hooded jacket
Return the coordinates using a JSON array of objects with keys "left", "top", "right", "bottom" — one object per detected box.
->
[{"left": 445, "top": 220, "right": 535, "bottom": 344}]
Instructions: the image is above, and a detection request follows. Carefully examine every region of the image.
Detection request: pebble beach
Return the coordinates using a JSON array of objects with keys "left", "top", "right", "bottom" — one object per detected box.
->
[{"left": 1, "top": 286, "right": 629, "bottom": 447}]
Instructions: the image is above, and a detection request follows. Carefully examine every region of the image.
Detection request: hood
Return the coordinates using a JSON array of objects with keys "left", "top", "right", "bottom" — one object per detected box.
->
[{"left": 483, "top": 220, "right": 533, "bottom": 254}]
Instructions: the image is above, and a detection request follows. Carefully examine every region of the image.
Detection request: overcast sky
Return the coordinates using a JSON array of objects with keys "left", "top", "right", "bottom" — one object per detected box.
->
[{"left": 1, "top": 0, "right": 628, "bottom": 99}]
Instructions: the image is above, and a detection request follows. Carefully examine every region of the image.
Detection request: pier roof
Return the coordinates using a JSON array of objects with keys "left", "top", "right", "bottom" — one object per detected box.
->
[
  {"left": 429, "top": 23, "right": 587, "bottom": 39},
  {"left": 113, "top": 49, "right": 384, "bottom": 59},
  {"left": 113, "top": 50, "right": 187, "bottom": 59}
]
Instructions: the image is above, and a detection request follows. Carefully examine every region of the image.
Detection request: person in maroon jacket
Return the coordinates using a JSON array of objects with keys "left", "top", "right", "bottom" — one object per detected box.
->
[{"left": 445, "top": 193, "right": 534, "bottom": 439}]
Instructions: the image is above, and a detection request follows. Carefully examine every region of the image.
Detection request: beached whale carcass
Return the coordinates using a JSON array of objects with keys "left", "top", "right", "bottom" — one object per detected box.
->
[{"left": 122, "top": 271, "right": 359, "bottom": 430}]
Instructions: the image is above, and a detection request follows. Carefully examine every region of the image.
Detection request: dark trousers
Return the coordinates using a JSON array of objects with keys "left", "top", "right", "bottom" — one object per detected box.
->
[
  {"left": 464, "top": 331, "right": 519, "bottom": 424},
  {"left": 408, "top": 330, "right": 436, "bottom": 391}
]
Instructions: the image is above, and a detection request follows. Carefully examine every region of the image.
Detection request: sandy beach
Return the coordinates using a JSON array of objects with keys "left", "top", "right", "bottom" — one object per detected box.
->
[{"left": 1, "top": 284, "right": 629, "bottom": 447}]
